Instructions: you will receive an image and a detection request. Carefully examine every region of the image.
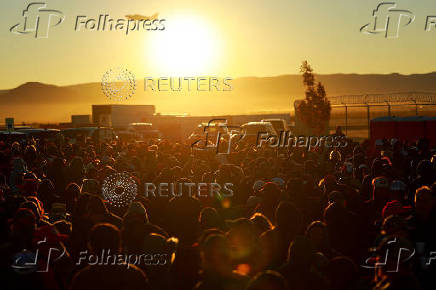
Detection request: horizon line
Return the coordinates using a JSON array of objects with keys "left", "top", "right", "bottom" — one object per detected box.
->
[{"left": 2, "top": 70, "right": 436, "bottom": 91}]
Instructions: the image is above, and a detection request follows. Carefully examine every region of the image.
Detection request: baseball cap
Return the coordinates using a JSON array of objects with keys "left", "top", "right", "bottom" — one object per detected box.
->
[
  {"left": 253, "top": 180, "right": 265, "bottom": 192},
  {"left": 271, "top": 177, "right": 285, "bottom": 188},
  {"left": 390, "top": 180, "right": 407, "bottom": 192},
  {"left": 382, "top": 200, "right": 413, "bottom": 220}
]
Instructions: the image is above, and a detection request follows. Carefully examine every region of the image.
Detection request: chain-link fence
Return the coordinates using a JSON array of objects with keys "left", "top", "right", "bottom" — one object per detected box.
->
[{"left": 328, "top": 95, "right": 436, "bottom": 140}]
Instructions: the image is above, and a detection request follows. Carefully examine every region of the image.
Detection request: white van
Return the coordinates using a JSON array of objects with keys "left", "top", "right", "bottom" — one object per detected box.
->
[{"left": 237, "top": 121, "right": 277, "bottom": 146}]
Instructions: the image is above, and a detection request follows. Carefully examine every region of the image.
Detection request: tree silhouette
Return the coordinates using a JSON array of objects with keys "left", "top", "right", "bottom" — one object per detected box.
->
[{"left": 296, "top": 61, "right": 331, "bottom": 135}]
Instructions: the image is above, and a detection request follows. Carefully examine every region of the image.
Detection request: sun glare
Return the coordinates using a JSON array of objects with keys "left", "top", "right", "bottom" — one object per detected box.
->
[{"left": 147, "top": 15, "right": 219, "bottom": 76}]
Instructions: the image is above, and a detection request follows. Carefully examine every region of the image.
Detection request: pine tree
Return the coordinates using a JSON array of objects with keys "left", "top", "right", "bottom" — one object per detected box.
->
[{"left": 296, "top": 61, "right": 331, "bottom": 135}]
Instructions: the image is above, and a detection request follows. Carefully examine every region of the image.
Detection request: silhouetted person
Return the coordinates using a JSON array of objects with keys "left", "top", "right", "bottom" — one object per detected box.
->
[
  {"left": 194, "top": 234, "right": 249, "bottom": 290},
  {"left": 70, "top": 223, "right": 149, "bottom": 290}
]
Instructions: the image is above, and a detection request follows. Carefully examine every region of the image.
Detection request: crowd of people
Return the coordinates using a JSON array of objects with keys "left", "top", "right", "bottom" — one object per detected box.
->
[{"left": 0, "top": 130, "right": 435, "bottom": 290}]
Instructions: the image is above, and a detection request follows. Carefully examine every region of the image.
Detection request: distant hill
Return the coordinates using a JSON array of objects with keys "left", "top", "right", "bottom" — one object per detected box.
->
[{"left": 1, "top": 72, "right": 436, "bottom": 122}]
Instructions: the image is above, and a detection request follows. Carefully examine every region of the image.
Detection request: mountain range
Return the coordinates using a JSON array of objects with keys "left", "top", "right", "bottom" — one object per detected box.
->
[{"left": 1, "top": 72, "right": 436, "bottom": 123}]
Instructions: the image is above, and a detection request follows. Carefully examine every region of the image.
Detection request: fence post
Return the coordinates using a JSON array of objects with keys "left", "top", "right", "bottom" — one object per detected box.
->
[
  {"left": 412, "top": 99, "right": 418, "bottom": 116},
  {"left": 343, "top": 104, "right": 348, "bottom": 135},
  {"left": 366, "top": 104, "right": 370, "bottom": 139},
  {"left": 385, "top": 101, "right": 391, "bottom": 117}
]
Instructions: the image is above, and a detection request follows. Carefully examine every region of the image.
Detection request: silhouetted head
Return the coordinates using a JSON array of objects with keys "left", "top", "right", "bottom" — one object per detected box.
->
[
  {"left": 201, "top": 234, "right": 232, "bottom": 276},
  {"left": 247, "top": 270, "right": 289, "bottom": 290},
  {"left": 87, "top": 195, "right": 108, "bottom": 215},
  {"left": 64, "top": 183, "right": 80, "bottom": 212},
  {"left": 250, "top": 212, "right": 273, "bottom": 236},
  {"left": 326, "top": 256, "right": 358, "bottom": 290},
  {"left": 417, "top": 160, "right": 432, "bottom": 178},
  {"left": 275, "top": 201, "right": 301, "bottom": 233},
  {"left": 199, "top": 207, "right": 222, "bottom": 231},
  {"left": 415, "top": 186, "right": 435, "bottom": 219},
  {"left": 287, "top": 235, "right": 314, "bottom": 268},
  {"left": 88, "top": 223, "right": 120, "bottom": 254},
  {"left": 37, "top": 179, "right": 56, "bottom": 210},
  {"left": 305, "top": 221, "right": 328, "bottom": 250}
]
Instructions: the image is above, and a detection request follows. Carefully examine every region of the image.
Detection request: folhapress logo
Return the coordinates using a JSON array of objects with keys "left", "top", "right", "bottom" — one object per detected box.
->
[
  {"left": 360, "top": 2, "right": 414, "bottom": 38},
  {"left": 10, "top": 2, "right": 64, "bottom": 38}
]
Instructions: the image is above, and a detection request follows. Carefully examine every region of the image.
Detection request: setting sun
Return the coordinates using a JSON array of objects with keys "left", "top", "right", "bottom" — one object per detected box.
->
[{"left": 147, "top": 14, "right": 219, "bottom": 76}]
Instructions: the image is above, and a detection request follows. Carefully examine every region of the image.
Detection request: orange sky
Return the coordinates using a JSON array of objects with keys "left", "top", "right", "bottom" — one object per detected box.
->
[{"left": 1, "top": 0, "right": 436, "bottom": 89}]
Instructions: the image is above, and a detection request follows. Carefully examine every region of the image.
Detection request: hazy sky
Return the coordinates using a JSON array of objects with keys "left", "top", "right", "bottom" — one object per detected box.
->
[{"left": 1, "top": 0, "right": 435, "bottom": 88}]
